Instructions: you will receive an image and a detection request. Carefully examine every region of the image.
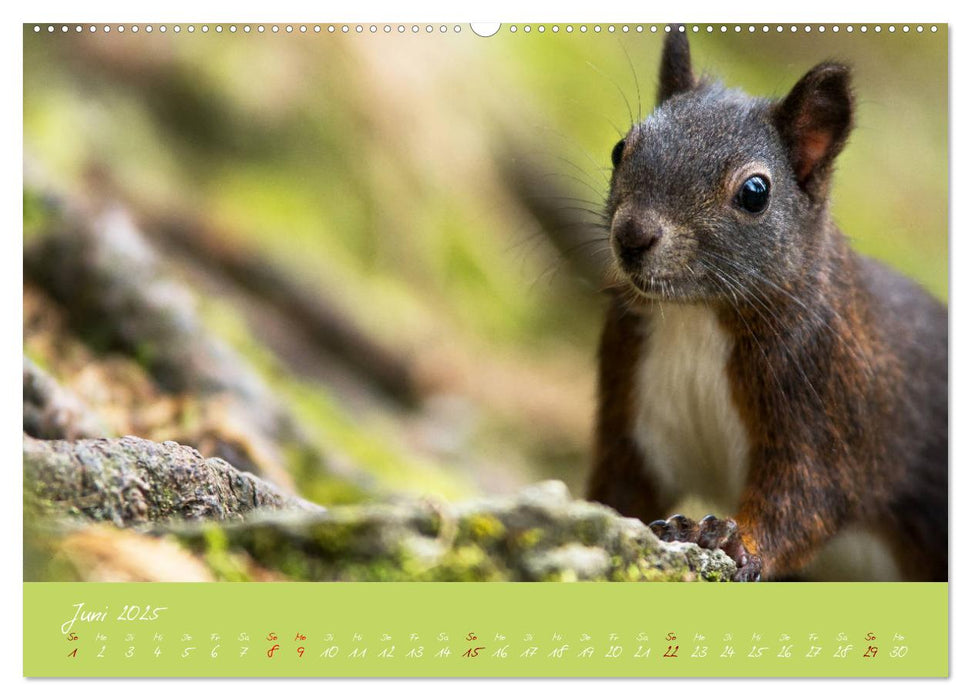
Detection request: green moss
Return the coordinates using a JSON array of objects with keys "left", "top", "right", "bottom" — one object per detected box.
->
[
  {"left": 458, "top": 513, "right": 506, "bottom": 545},
  {"left": 201, "top": 525, "right": 251, "bottom": 582},
  {"left": 571, "top": 511, "right": 611, "bottom": 546},
  {"left": 306, "top": 519, "right": 376, "bottom": 557},
  {"left": 431, "top": 544, "right": 506, "bottom": 582},
  {"left": 274, "top": 547, "right": 319, "bottom": 580},
  {"left": 511, "top": 527, "right": 544, "bottom": 551}
]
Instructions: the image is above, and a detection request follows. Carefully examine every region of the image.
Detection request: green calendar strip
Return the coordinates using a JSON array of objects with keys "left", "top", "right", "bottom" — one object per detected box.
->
[{"left": 24, "top": 582, "right": 947, "bottom": 677}]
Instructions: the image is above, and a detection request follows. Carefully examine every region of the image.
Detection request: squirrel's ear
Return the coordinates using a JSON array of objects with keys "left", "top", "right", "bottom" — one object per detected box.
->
[
  {"left": 657, "top": 29, "right": 695, "bottom": 103},
  {"left": 773, "top": 62, "right": 854, "bottom": 198}
]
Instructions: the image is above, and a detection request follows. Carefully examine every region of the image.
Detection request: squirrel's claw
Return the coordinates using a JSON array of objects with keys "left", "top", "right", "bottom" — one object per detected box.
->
[
  {"left": 649, "top": 513, "right": 699, "bottom": 542},
  {"left": 733, "top": 555, "right": 763, "bottom": 582},
  {"left": 649, "top": 513, "right": 762, "bottom": 581}
]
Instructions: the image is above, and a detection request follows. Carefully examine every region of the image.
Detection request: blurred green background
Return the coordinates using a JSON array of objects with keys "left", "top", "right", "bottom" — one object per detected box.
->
[{"left": 23, "top": 24, "right": 948, "bottom": 505}]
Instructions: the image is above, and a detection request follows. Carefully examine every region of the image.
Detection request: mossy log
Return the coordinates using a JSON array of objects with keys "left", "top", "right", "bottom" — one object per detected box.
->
[
  {"left": 168, "top": 481, "right": 735, "bottom": 582},
  {"left": 25, "top": 432, "right": 735, "bottom": 582},
  {"left": 23, "top": 434, "right": 319, "bottom": 527}
]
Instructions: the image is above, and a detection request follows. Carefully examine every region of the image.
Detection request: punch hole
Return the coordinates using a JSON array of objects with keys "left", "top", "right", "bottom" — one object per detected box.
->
[{"left": 471, "top": 23, "right": 499, "bottom": 37}]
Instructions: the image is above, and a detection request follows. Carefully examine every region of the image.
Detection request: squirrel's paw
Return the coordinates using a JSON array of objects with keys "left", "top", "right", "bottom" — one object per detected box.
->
[{"left": 649, "top": 514, "right": 762, "bottom": 582}]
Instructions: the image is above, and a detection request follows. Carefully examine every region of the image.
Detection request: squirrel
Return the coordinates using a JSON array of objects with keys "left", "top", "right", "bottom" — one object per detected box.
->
[{"left": 587, "top": 30, "right": 947, "bottom": 582}]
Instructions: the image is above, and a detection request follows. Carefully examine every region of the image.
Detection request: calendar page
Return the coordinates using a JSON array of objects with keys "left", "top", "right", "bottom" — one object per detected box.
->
[{"left": 21, "top": 20, "right": 949, "bottom": 679}]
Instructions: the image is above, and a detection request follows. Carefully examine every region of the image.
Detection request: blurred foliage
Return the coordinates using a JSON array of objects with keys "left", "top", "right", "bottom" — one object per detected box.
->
[{"left": 23, "top": 25, "right": 948, "bottom": 503}]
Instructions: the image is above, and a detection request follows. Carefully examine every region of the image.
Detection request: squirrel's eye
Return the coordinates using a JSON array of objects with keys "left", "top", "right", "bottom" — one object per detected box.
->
[
  {"left": 736, "top": 176, "right": 770, "bottom": 214},
  {"left": 611, "top": 139, "right": 626, "bottom": 168}
]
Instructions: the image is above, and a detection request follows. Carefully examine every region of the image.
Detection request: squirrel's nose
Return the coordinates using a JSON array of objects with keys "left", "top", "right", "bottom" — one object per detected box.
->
[{"left": 614, "top": 217, "right": 661, "bottom": 265}]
